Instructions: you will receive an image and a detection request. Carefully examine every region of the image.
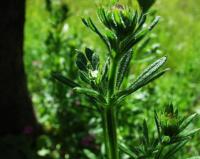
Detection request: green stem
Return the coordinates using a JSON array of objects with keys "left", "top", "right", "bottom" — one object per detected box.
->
[
  {"left": 102, "top": 56, "right": 119, "bottom": 159},
  {"left": 108, "top": 57, "right": 118, "bottom": 97},
  {"left": 102, "top": 112, "right": 110, "bottom": 157},
  {"left": 102, "top": 106, "right": 119, "bottom": 159}
]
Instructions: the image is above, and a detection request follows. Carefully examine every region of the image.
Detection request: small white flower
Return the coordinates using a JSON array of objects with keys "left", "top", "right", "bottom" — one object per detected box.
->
[{"left": 91, "top": 70, "right": 98, "bottom": 78}]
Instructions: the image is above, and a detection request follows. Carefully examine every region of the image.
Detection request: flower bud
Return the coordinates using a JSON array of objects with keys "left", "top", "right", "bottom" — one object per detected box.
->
[
  {"left": 160, "top": 104, "right": 180, "bottom": 137},
  {"left": 98, "top": 5, "right": 138, "bottom": 39}
]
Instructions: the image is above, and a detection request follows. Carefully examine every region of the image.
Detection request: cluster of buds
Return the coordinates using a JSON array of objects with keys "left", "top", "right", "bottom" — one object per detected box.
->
[
  {"left": 82, "top": 3, "right": 160, "bottom": 58},
  {"left": 98, "top": 5, "right": 138, "bottom": 40},
  {"left": 155, "top": 104, "right": 199, "bottom": 145},
  {"left": 160, "top": 104, "right": 180, "bottom": 137}
]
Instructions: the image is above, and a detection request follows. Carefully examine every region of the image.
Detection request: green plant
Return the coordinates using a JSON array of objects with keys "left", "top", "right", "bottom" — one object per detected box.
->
[
  {"left": 34, "top": 1, "right": 95, "bottom": 158},
  {"left": 52, "top": 0, "right": 199, "bottom": 159},
  {"left": 119, "top": 104, "right": 199, "bottom": 159}
]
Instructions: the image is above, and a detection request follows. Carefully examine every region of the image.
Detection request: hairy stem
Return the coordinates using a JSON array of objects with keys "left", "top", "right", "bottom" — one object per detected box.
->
[
  {"left": 102, "top": 56, "right": 119, "bottom": 159},
  {"left": 108, "top": 57, "right": 118, "bottom": 97},
  {"left": 102, "top": 106, "right": 119, "bottom": 159}
]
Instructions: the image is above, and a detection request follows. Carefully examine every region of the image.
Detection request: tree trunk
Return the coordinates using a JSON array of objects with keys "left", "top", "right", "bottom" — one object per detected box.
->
[{"left": 0, "top": 0, "right": 38, "bottom": 135}]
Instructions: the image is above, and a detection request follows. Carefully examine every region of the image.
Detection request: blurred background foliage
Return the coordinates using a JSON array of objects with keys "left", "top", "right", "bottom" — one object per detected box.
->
[{"left": 24, "top": 0, "right": 200, "bottom": 158}]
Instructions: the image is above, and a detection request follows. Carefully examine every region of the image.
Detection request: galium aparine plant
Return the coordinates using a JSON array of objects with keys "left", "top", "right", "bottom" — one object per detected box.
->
[{"left": 53, "top": 0, "right": 199, "bottom": 158}]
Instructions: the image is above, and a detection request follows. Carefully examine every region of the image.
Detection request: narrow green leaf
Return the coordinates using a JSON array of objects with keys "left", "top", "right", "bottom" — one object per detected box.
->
[
  {"left": 170, "top": 136, "right": 191, "bottom": 144},
  {"left": 74, "top": 87, "right": 99, "bottom": 97},
  {"left": 148, "top": 16, "right": 160, "bottom": 31},
  {"left": 52, "top": 72, "right": 79, "bottom": 88},
  {"left": 120, "top": 28, "right": 148, "bottom": 54},
  {"left": 97, "top": 7, "right": 112, "bottom": 29},
  {"left": 79, "top": 71, "right": 90, "bottom": 84},
  {"left": 143, "top": 120, "right": 149, "bottom": 145},
  {"left": 134, "top": 56, "right": 167, "bottom": 81},
  {"left": 116, "top": 50, "right": 133, "bottom": 89},
  {"left": 85, "top": 47, "right": 94, "bottom": 62},
  {"left": 119, "top": 143, "right": 137, "bottom": 159},
  {"left": 131, "top": 68, "right": 169, "bottom": 92},
  {"left": 137, "top": 0, "right": 156, "bottom": 12},
  {"left": 82, "top": 18, "right": 111, "bottom": 51},
  {"left": 83, "top": 149, "right": 97, "bottom": 159},
  {"left": 74, "top": 87, "right": 106, "bottom": 103},
  {"left": 179, "top": 128, "right": 200, "bottom": 138},
  {"left": 76, "top": 51, "right": 88, "bottom": 71},
  {"left": 92, "top": 53, "right": 100, "bottom": 70},
  {"left": 154, "top": 111, "right": 161, "bottom": 141},
  {"left": 101, "top": 57, "right": 110, "bottom": 82},
  {"left": 116, "top": 57, "right": 168, "bottom": 98},
  {"left": 134, "top": 14, "right": 147, "bottom": 33},
  {"left": 163, "top": 141, "right": 188, "bottom": 159},
  {"left": 179, "top": 113, "right": 197, "bottom": 131}
]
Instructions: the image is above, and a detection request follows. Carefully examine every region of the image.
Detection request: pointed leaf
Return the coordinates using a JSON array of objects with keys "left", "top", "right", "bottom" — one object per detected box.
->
[
  {"left": 82, "top": 18, "right": 111, "bottom": 51},
  {"left": 52, "top": 72, "right": 79, "bottom": 88},
  {"left": 154, "top": 111, "right": 161, "bottom": 141},
  {"left": 73, "top": 87, "right": 106, "bottom": 103},
  {"left": 148, "top": 16, "right": 160, "bottom": 31},
  {"left": 101, "top": 57, "right": 110, "bottom": 82},
  {"left": 120, "top": 29, "right": 148, "bottom": 54},
  {"left": 130, "top": 68, "right": 169, "bottom": 92},
  {"left": 137, "top": 0, "right": 156, "bottom": 12},
  {"left": 143, "top": 120, "right": 149, "bottom": 145},
  {"left": 83, "top": 149, "right": 97, "bottom": 159},
  {"left": 116, "top": 50, "right": 133, "bottom": 89},
  {"left": 163, "top": 141, "right": 188, "bottom": 159},
  {"left": 74, "top": 87, "right": 99, "bottom": 97},
  {"left": 179, "top": 113, "right": 197, "bottom": 131},
  {"left": 92, "top": 53, "right": 100, "bottom": 70},
  {"left": 179, "top": 128, "right": 200, "bottom": 138},
  {"left": 116, "top": 57, "right": 168, "bottom": 98},
  {"left": 85, "top": 47, "right": 94, "bottom": 62},
  {"left": 119, "top": 143, "right": 137, "bottom": 159},
  {"left": 76, "top": 51, "right": 88, "bottom": 71},
  {"left": 134, "top": 56, "right": 167, "bottom": 82},
  {"left": 79, "top": 71, "right": 90, "bottom": 84}
]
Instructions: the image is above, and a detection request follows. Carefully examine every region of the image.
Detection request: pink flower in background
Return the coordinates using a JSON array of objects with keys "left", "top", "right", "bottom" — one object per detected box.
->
[{"left": 81, "top": 134, "right": 95, "bottom": 147}]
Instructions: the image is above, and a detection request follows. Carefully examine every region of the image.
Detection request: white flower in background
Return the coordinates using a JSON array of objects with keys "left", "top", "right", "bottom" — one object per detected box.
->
[{"left": 62, "top": 23, "right": 69, "bottom": 33}]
